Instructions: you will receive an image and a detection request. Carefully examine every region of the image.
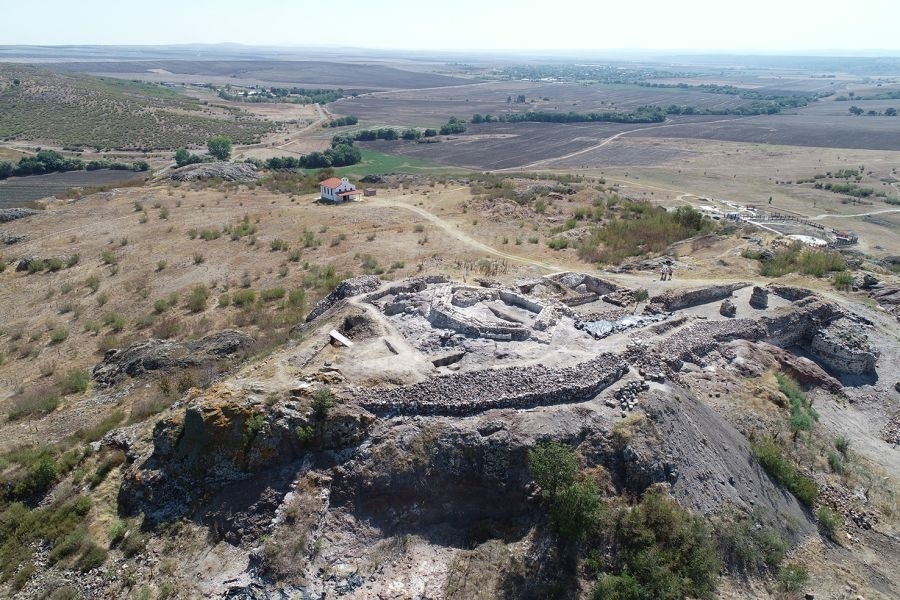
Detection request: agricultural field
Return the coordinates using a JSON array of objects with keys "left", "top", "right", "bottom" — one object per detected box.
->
[
  {"left": 45, "top": 60, "right": 473, "bottom": 90},
  {"left": 0, "top": 65, "right": 277, "bottom": 151},
  {"left": 0, "top": 170, "right": 147, "bottom": 207},
  {"left": 330, "top": 81, "right": 756, "bottom": 127}
]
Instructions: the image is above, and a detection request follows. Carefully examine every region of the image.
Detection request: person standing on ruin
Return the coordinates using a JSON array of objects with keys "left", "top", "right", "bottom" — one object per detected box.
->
[{"left": 661, "top": 265, "right": 668, "bottom": 281}]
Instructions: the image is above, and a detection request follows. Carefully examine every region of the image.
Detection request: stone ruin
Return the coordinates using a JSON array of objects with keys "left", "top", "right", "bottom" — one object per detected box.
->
[{"left": 291, "top": 273, "right": 883, "bottom": 419}]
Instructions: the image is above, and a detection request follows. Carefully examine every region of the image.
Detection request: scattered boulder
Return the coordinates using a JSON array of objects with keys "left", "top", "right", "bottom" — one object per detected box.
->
[
  {"left": 720, "top": 298, "right": 737, "bottom": 317},
  {"left": 749, "top": 286, "right": 769, "bottom": 309},
  {"left": 359, "top": 174, "right": 384, "bottom": 184},
  {"left": 857, "top": 273, "right": 880, "bottom": 289},
  {"left": 167, "top": 161, "right": 259, "bottom": 183}
]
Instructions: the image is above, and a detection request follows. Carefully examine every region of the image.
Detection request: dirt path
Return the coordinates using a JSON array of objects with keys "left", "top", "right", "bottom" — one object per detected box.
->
[
  {"left": 809, "top": 208, "right": 900, "bottom": 220},
  {"left": 364, "top": 194, "right": 566, "bottom": 272},
  {"left": 510, "top": 115, "right": 754, "bottom": 171}
]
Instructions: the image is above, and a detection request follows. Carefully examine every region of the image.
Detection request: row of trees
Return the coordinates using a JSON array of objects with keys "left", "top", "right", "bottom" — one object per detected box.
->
[
  {"left": 328, "top": 116, "right": 359, "bottom": 128},
  {"left": 474, "top": 107, "right": 666, "bottom": 125},
  {"left": 848, "top": 106, "right": 897, "bottom": 116},
  {"left": 261, "top": 144, "right": 361, "bottom": 170},
  {"left": 0, "top": 150, "right": 148, "bottom": 180}
]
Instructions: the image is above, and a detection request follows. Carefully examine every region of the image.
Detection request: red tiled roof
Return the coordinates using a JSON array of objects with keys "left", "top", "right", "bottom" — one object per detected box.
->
[{"left": 320, "top": 177, "right": 344, "bottom": 189}]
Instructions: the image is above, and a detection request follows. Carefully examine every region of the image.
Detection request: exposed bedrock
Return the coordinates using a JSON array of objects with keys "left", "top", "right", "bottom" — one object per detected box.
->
[
  {"left": 329, "top": 384, "right": 813, "bottom": 543},
  {"left": 353, "top": 353, "right": 628, "bottom": 416},
  {"left": 91, "top": 330, "right": 254, "bottom": 387},
  {"left": 119, "top": 385, "right": 375, "bottom": 528}
]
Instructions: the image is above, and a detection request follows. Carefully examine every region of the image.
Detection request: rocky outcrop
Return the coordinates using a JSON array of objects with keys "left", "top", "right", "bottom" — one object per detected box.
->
[
  {"left": 167, "top": 161, "right": 260, "bottom": 183},
  {"left": 648, "top": 282, "right": 750, "bottom": 312},
  {"left": 355, "top": 354, "right": 627, "bottom": 416},
  {"left": 721, "top": 340, "right": 844, "bottom": 394},
  {"left": 807, "top": 317, "right": 879, "bottom": 375},
  {"left": 1, "top": 231, "right": 26, "bottom": 244},
  {"left": 304, "top": 275, "right": 382, "bottom": 323},
  {"left": 749, "top": 286, "right": 769, "bottom": 309},
  {"left": 91, "top": 330, "right": 254, "bottom": 386},
  {"left": 120, "top": 385, "right": 375, "bottom": 526},
  {"left": 0, "top": 207, "right": 41, "bottom": 222}
]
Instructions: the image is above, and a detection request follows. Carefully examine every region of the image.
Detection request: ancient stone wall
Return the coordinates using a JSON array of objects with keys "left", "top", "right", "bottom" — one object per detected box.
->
[
  {"left": 649, "top": 282, "right": 751, "bottom": 312},
  {"left": 355, "top": 354, "right": 627, "bottom": 416}
]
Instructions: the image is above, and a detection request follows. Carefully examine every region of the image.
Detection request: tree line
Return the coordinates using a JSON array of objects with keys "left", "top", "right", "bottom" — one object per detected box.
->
[
  {"left": 328, "top": 116, "right": 359, "bottom": 128},
  {"left": 472, "top": 107, "right": 666, "bottom": 124},
  {"left": 0, "top": 150, "right": 149, "bottom": 180},
  {"left": 848, "top": 106, "right": 897, "bottom": 116},
  {"left": 257, "top": 135, "right": 363, "bottom": 170}
]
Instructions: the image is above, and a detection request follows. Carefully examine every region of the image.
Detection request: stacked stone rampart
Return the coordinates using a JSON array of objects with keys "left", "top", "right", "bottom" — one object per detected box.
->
[
  {"left": 355, "top": 354, "right": 627, "bottom": 416},
  {"left": 649, "top": 282, "right": 751, "bottom": 312}
]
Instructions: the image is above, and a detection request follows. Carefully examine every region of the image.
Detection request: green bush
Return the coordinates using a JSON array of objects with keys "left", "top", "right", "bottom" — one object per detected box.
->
[
  {"left": 835, "top": 436, "right": 850, "bottom": 455},
  {"left": 153, "top": 299, "right": 169, "bottom": 314},
  {"left": 61, "top": 369, "right": 90, "bottom": 394},
  {"left": 777, "top": 563, "right": 809, "bottom": 592},
  {"left": 260, "top": 287, "right": 286, "bottom": 302},
  {"left": 232, "top": 289, "right": 257, "bottom": 307},
  {"left": 311, "top": 387, "right": 334, "bottom": 419},
  {"left": 757, "top": 242, "right": 847, "bottom": 278},
  {"left": 527, "top": 441, "right": 579, "bottom": 502},
  {"left": 832, "top": 270, "right": 853, "bottom": 290},
  {"left": 827, "top": 451, "right": 845, "bottom": 474},
  {"left": 75, "top": 543, "right": 108, "bottom": 572},
  {"left": 103, "top": 312, "right": 125, "bottom": 332},
  {"left": 186, "top": 285, "right": 209, "bottom": 313},
  {"left": 7, "top": 387, "right": 61, "bottom": 421},
  {"left": 714, "top": 513, "right": 786, "bottom": 574},
  {"left": 816, "top": 506, "right": 841, "bottom": 536},
  {"left": 595, "top": 489, "right": 721, "bottom": 600},
  {"left": 100, "top": 250, "right": 118, "bottom": 266},
  {"left": 751, "top": 438, "right": 818, "bottom": 507},
  {"left": 548, "top": 238, "right": 569, "bottom": 250},
  {"left": 49, "top": 327, "right": 70, "bottom": 344}
]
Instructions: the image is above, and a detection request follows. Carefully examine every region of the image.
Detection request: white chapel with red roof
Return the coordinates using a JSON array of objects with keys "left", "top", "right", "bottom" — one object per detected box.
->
[{"left": 319, "top": 177, "right": 361, "bottom": 203}]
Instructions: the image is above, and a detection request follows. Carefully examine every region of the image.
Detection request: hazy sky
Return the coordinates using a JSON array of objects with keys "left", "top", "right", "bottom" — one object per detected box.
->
[{"left": 3, "top": 0, "right": 898, "bottom": 53}]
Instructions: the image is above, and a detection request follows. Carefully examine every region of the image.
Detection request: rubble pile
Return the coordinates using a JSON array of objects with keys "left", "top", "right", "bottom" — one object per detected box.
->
[
  {"left": 304, "top": 275, "right": 383, "bottom": 322},
  {"left": 819, "top": 484, "right": 878, "bottom": 530},
  {"left": 606, "top": 379, "right": 650, "bottom": 411}
]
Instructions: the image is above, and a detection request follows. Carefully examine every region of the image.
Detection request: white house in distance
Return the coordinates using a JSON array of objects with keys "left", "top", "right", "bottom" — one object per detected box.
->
[{"left": 319, "top": 177, "right": 361, "bottom": 203}]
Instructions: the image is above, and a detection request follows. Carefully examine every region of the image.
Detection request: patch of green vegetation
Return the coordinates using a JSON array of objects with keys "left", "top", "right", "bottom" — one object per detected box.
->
[
  {"left": 0, "top": 494, "right": 95, "bottom": 581},
  {"left": 528, "top": 442, "right": 720, "bottom": 599},
  {"left": 61, "top": 369, "right": 90, "bottom": 395},
  {"left": 331, "top": 149, "right": 458, "bottom": 177},
  {"left": 578, "top": 204, "right": 713, "bottom": 265},
  {"left": 753, "top": 242, "right": 847, "bottom": 278},
  {"left": 311, "top": 387, "right": 334, "bottom": 419},
  {"left": 777, "top": 563, "right": 809, "bottom": 593},
  {"left": 713, "top": 512, "right": 786, "bottom": 574},
  {"left": 751, "top": 437, "right": 818, "bottom": 507},
  {"left": 776, "top": 373, "right": 819, "bottom": 441}
]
